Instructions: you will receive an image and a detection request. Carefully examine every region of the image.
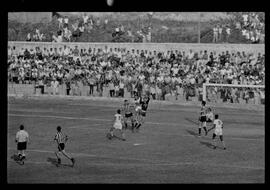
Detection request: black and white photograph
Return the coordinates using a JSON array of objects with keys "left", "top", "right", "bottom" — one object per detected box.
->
[{"left": 6, "top": 8, "right": 265, "bottom": 183}]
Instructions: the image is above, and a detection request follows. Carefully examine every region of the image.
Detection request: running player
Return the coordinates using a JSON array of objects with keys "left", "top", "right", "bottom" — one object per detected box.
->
[
  {"left": 134, "top": 95, "right": 150, "bottom": 132},
  {"left": 207, "top": 114, "right": 226, "bottom": 150},
  {"left": 122, "top": 99, "right": 135, "bottom": 130},
  {"left": 198, "top": 101, "right": 208, "bottom": 136},
  {"left": 54, "top": 126, "right": 75, "bottom": 166},
  {"left": 15, "top": 125, "right": 29, "bottom": 161},
  {"left": 109, "top": 109, "right": 126, "bottom": 141}
]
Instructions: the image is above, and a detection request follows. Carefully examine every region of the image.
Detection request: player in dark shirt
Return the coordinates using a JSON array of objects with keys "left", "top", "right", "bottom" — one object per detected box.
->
[{"left": 134, "top": 95, "right": 150, "bottom": 132}]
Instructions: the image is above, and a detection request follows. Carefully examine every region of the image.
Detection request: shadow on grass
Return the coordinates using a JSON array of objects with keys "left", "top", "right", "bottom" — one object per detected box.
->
[
  {"left": 186, "top": 129, "right": 198, "bottom": 137},
  {"left": 47, "top": 157, "right": 72, "bottom": 167},
  {"left": 200, "top": 141, "right": 214, "bottom": 149},
  {"left": 185, "top": 117, "right": 198, "bottom": 125},
  {"left": 10, "top": 154, "right": 24, "bottom": 165}
]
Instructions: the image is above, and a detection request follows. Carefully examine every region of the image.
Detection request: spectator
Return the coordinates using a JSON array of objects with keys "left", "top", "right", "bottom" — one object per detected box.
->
[{"left": 213, "top": 25, "right": 218, "bottom": 43}]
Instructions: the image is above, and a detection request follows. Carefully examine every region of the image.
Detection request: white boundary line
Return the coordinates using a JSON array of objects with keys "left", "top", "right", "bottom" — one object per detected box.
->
[
  {"left": 7, "top": 148, "right": 264, "bottom": 170},
  {"left": 8, "top": 113, "right": 264, "bottom": 141}
]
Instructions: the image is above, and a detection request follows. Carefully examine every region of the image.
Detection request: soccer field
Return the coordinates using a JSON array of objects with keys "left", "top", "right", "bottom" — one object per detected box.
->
[{"left": 7, "top": 96, "right": 265, "bottom": 183}]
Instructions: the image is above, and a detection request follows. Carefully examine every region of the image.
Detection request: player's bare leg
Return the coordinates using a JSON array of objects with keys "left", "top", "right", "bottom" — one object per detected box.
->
[
  {"left": 110, "top": 127, "right": 114, "bottom": 137},
  {"left": 61, "top": 150, "right": 75, "bottom": 166},
  {"left": 203, "top": 122, "right": 208, "bottom": 136},
  {"left": 55, "top": 151, "right": 61, "bottom": 164},
  {"left": 136, "top": 117, "right": 144, "bottom": 132},
  {"left": 220, "top": 136, "right": 226, "bottom": 150},
  {"left": 120, "top": 129, "right": 126, "bottom": 141},
  {"left": 21, "top": 150, "right": 26, "bottom": 160}
]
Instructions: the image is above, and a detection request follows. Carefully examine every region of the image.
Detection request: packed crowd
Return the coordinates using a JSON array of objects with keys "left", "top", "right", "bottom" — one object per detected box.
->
[
  {"left": 50, "top": 13, "right": 151, "bottom": 43},
  {"left": 213, "top": 12, "right": 265, "bottom": 44},
  {"left": 8, "top": 44, "right": 265, "bottom": 104}
]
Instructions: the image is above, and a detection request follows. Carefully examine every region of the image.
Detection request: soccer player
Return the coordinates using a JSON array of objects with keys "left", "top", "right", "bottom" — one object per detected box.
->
[
  {"left": 134, "top": 95, "right": 150, "bottom": 132},
  {"left": 207, "top": 114, "right": 226, "bottom": 150},
  {"left": 134, "top": 94, "right": 142, "bottom": 113},
  {"left": 15, "top": 125, "right": 29, "bottom": 161},
  {"left": 54, "top": 126, "right": 75, "bottom": 166},
  {"left": 109, "top": 109, "right": 126, "bottom": 141},
  {"left": 198, "top": 101, "right": 208, "bottom": 136},
  {"left": 206, "top": 108, "right": 214, "bottom": 127},
  {"left": 122, "top": 99, "right": 135, "bottom": 130}
]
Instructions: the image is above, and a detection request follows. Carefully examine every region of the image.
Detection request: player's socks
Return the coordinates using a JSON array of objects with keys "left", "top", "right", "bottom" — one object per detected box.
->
[
  {"left": 71, "top": 158, "right": 75, "bottom": 166},
  {"left": 58, "top": 158, "right": 61, "bottom": 164},
  {"left": 125, "top": 123, "right": 128, "bottom": 129},
  {"left": 222, "top": 141, "right": 226, "bottom": 149},
  {"left": 203, "top": 127, "right": 207, "bottom": 135},
  {"left": 136, "top": 123, "right": 141, "bottom": 129},
  {"left": 198, "top": 128, "right": 201, "bottom": 136}
]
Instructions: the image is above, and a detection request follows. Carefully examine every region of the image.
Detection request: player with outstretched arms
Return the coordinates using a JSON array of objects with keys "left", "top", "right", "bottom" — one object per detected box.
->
[
  {"left": 108, "top": 109, "right": 126, "bottom": 141},
  {"left": 207, "top": 114, "right": 226, "bottom": 150},
  {"left": 198, "top": 101, "right": 208, "bottom": 137}
]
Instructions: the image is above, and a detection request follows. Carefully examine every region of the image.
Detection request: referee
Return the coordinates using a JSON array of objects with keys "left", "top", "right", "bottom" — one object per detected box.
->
[
  {"left": 15, "top": 125, "right": 29, "bottom": 160},
  {"left": 54, "top": 126, "right": 75, "bottom": 166}
]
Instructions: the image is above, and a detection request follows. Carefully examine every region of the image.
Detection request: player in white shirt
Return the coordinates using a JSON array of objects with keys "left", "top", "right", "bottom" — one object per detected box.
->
[
  {"left": 206, "top": 108, "right": 214, "bottom": 127},
  {"left": 15, "top": 125, "right": 29, "bottom": 160},
  {"left": 108, "top": 109, "right": 126, "bottom": 141},
  {"left": 207, "top": 114, "right": 226, "bottom": 150}
]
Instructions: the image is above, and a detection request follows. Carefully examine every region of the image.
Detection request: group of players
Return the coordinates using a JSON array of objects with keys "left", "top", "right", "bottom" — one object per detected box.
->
[
  {"left": 13, "top": 97, "right": 225, "bottom": 167},
  {"left": 198, "top": 101, "right": 226, "bottom": 150},
  {"left": 108, "top": 93, "right": 150, "bottom": 141}
]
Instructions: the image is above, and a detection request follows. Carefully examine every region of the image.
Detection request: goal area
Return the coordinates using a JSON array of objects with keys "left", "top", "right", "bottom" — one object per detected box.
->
[{"left": 202, "top": 83, "right": 265, "bottom": 105}]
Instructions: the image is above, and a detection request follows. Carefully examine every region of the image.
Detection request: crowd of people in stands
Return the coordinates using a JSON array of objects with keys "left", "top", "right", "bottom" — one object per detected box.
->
[
  {"left": 238, "top": 12, "right": 265, "bottom": 43},
  {"left": 26, "top": 29, "right": 46, "bottom": 42},
  {"left": 8, "top": 44, "right": 265, "bottom": 104},
  {"left": 213, "top": 12, "right": 265, "bottom": 44},
  {"left": 50, "top": 13, "right": 151, "bottom": 43}
]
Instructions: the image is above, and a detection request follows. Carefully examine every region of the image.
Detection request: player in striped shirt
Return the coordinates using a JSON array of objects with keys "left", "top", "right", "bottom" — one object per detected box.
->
[
  {"left": 198, "top": 101, "right": 208, "bottom": 137},
  {"left": 54, "top": 126, "right": 75, "bottom": 166},
  {"left": 122, "top": 99, "right": 135, "bottom": 130}
]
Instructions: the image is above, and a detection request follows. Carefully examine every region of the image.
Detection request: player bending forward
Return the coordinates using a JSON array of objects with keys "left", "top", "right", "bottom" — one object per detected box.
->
[
  {"left": 54, "top": 126, "right": 75, "bottom": 166},
  {"left": 207, "top": 114, "right": 226, "bottom": 150},
  {"left": 134, "top": 95, "right": 150, "bottom": 132},
  {"left": 109, "top": 109, "right": 126, "bottom": 141},
  {"left": 198, "top": 101, "right": 208, "bottom": 137}
]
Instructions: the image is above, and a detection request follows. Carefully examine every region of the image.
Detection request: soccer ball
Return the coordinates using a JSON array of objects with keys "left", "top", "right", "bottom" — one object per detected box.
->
[{"left": 107, "top": 0, "right": 114, "bottom": 6}]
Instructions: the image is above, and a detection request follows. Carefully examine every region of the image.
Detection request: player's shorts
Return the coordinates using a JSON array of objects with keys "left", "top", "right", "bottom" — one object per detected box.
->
[
  {"left": 17, "top": 142, "right": 27, "bottom": 151},
  {"left": 141, "top": 110, "right": 146, "bottom": 117},
  {"left": 125, "top": 112, "right": 133, "bottom": 118},
  {"left": 199, "top": 116, "right": 207, "bottom": 122},
  {"left": 58, "top": 143, "right": 65, "bottom": 151},
  {"left": 113, "top": 122, "right": 123, "bottom": 130},
  {"left": 214, "top": 129, "right": 222, "bottom": 136}
]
